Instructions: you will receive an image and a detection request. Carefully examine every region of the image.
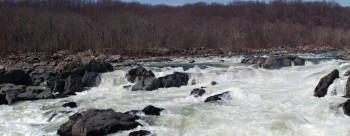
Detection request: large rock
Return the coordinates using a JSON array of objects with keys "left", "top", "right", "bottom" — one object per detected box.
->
[
  {"left": 61, "top": 75, "right": 83, "bottom": 96},
  {"left": 343, "top": 99, "right": 350, "bottom": 116},
  {"left": 82, "top": 72, "right": 101, "bottom": 87},
  {"left": 314, "top": 69, "right": 339, "bottom": 98},
  {"left": 0, "top": 69, "right": 29, "bottom": 85},
  {"left": 204, "top": 91, "right": 231, "bottom": 102},
  {"left": 126, "top": 67, "right": 155, "bottom": 83},
  {"left": 158, "top": 72, "right": 189, "bottom": 88},
  {"left": 55, "top": 58, "right": 113, "bottom": 78},
  {"left": 263, "top": 56, "right": 292, "bottom": 69},
  {"left": 142, "top": 105, "right": 164, "bottom": 116},
  {"left": 190, "top": 88, "right": 206, "bottom": 97},
  {"left": 131, "top": 77, "right": 161, "bottom": 91},
  {"left": 57, "top": 109, "right": 140, "bottom": 136}
]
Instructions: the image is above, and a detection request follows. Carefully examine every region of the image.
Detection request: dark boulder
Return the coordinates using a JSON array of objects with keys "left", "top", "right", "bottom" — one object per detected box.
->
[
  {"left": 204, "top": 91, "right": 231, "bottom": 102},
  {"left": 57, "top": 109, "right": 140, "bottom": 136},
  {"left": 158, "top": 72, "right": 189, "bottom": 88},
  {"left": 263, "top": 56, "right": 292, "bottom": 69},
  {"left": 343, "top": 99, "right": 350, "bottom": 116},
  {"left": 142, "top": 105, "right": 164, "bottom": 116},
  {"left": 129, "top": 130, "right": 151, "bottom": 136},
  {"left": 126, "top": 67, "right": 155, "bottom": 83},
  {"left": 211, "top": 81, "right": 217, "bottom": 86},
  {"left": 289, "top": 56, "right": 305, "bottom": 66},
  {"left": 84, "top": 57, "right": 113, "bottom": 73},
  {"left": 63, "top": 102, "right": 78, "bottom": 108},
  {"left": 131, "top": 77, "right": 161, "bottom": 91},
  {"left": 190, "top": 88, "right": 206, "bottom": 97},
  {"left": 189, "top": 60, "right": 195, "bottom": 63},
  {"left": 0, "top": 69, "right": 29, "bottom": 85},
  {"left": 82, "top": 72, "right": 101, "bottom": 87},
  {"left": 314, "top": 69, "right": 339, "bottom": 98},
  {"left": 61, "top": 75, "right": 83, "bottom": 96}
]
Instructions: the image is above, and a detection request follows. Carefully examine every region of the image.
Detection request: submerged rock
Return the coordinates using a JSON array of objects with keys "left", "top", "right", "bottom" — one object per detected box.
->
[
  {"left": 158, "top": 72, "right": 189, "bottom": 88},
  {"left": 345, "top": 70, "right": 350, "bottom": 76},
  {"left": 129, "top": 130, "right": 151, "bottom": 136},
  {"left": 126, "top": 67, "right": 155, "bottom": 83},
  {"left": 204, "top": 91, "right": 231, "bottom": 102},
  {"left": 314, "top": 69, "right": 339, "bottom": 98},
  {"left": 142, "top": 105, "right": 164, "bottom": 116},
  {"left": 190, "top": 88, "right": 206, "bottom": 97},
  {"left": 57, "top": 109, "right": 140, "bottom": 136},
  {"left": 62, "top": 102, "right": 77, "bottom": 108}
]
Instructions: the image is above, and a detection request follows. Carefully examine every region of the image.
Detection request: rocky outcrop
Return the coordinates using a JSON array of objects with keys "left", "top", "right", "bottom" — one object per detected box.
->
[
  {"left": 314, "top": 69, "right": 339, "bottom": 98},
  {"left": 131, "top": 77, "right": 161, "bottom": 91},
  {"left": 241, "top": 57, "right": 266, "bottom": 67},
  {"left": 129, "top": 130, "right": 151, "bottom": 136},
  {"left": 158, "top": 72, "right": 190, "bottom": 88},
  {"left": 204, "top": 91, "right": 231, "bottom": 102},
  {"left": 128, "top": 67, "right": 190, "bottom": 91},
  {"left": 142, "top": 105, "right": 164, "bottom": 116},
  {"left": 126, "top": 67, "right": 155, "bottom": 83},
  {"left": 0, "top": 68, "right": 29, "bottom": 85},
  {"left": 57, "top": 109, "right": 140, "bottom": 136},
  {"left": 241, "top": 55, "right": 305, "bottom": 69},
  {"left": 81, "top": 72, "right": 101, "bottom": 87},
  {"left": 0, "top": 85, "right": 53, "bottom": 104},
  {"left": 190, "top": 88, "right": 206, "bottom": 97}
]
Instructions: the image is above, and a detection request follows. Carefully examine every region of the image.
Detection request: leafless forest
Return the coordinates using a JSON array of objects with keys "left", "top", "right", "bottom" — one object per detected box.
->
[{"left": 0, "top": 0, "right": 350, "bottom": 55}]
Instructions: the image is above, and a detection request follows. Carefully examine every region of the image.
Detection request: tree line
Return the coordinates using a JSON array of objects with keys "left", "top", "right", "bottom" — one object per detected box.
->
[{"left": 0, "top": 0, "right": 350, "bottom": 55}]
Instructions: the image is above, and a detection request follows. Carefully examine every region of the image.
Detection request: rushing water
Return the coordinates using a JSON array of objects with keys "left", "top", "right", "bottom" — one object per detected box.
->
[{"left": 1, "top": 53, "right": 350, "bottom": 136}]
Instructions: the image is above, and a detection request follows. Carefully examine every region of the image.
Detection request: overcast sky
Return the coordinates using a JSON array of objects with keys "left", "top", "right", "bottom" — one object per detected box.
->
[{"left": 120, "top": 0, "right": 350, "bottom": 6}]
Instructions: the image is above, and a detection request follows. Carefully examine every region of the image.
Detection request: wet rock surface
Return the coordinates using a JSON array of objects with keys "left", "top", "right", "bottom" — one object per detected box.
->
[
  {"left": 57, "top": 109, "right": 141, "bottom": 136},
  {"left": 190, "top": 88, "right": 206, "bottom": 97},
  {"left": 314, "top": 69, "right": 339, "bottom": 98},
  {"left": 204, "top": 91, "right": 231, "bottom": 102}
]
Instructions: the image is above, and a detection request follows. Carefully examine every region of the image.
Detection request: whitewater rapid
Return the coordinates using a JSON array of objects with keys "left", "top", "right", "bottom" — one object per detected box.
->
[{"left": 1, "top": 54, "right": 350, "bottom": 136}]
